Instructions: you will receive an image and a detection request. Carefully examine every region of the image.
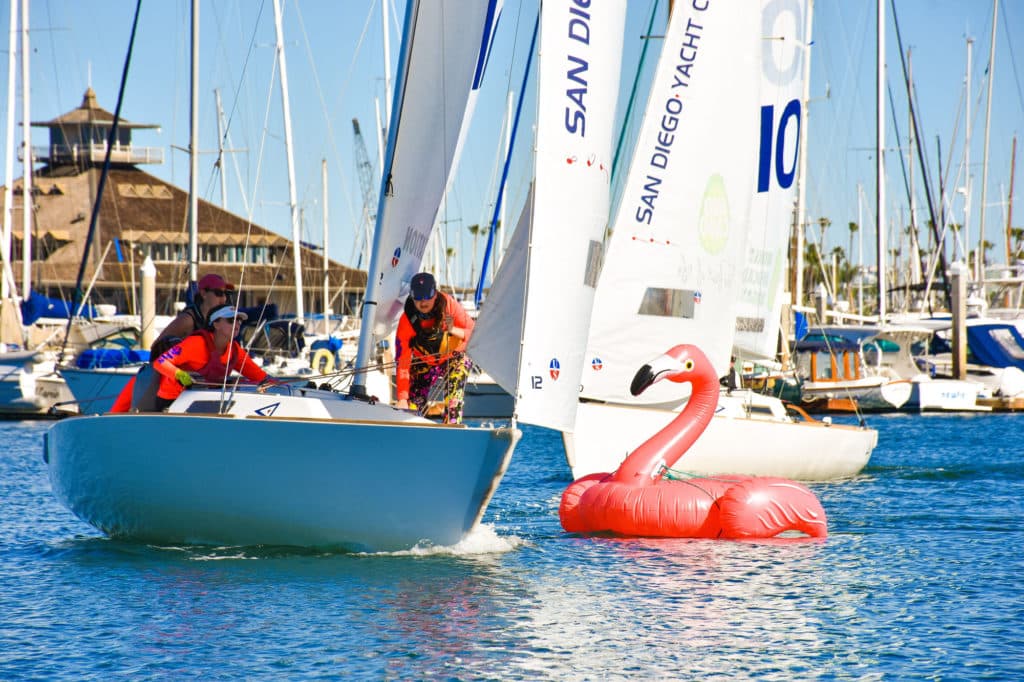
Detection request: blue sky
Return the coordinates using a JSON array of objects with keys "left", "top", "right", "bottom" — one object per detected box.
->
[{"left": 2, "top": 1, "right": 1022, "bottom": 287}]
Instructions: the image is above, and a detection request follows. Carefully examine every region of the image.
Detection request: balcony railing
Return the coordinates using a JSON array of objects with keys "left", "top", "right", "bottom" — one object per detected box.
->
[{"left": 25, "top": 143, "right": 164, "bottom": 165}]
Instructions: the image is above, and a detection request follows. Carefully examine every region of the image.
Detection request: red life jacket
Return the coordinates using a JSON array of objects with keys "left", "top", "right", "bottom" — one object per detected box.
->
[{"left": 193, "top": 329, "right": 238, "bottom": 384}]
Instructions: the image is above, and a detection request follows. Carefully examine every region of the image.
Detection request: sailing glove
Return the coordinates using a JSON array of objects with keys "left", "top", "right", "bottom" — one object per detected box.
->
[{"left": 175, "top": 370, "right": 194, "bottom": 388}]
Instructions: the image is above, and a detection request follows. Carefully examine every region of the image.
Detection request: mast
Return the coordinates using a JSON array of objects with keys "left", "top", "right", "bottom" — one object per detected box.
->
[
  {"left": 963, "top": 38, "right": 973, "bottom": 268},
  {"left": 875, "top": 0, "right": 886, "bottom": 322},
  {"left": 977, "top": 0, "right": 998, "bottom": 282},
  {"left": 2, "top": 0, "right": 18, "bottom": 301},
  {"left": 322, "top": 158, "right": 330, "bottom": 333},
  {"left": 793, "top": 0, "right": 814, "bottom": 310},
  {"left": 188, "top": 0, "right": 199, "bottom": 283},
  {"left": 381, "top": 0, "right": 392, "bottom": 136},
  {"left": 19, "top": 0, "right": 31, "bottom": 296},
  {"left": 907, "top": 49, "right": 921, "bottom": 287},
  {"left": 214, "top": 88, "right": 227, "bottom": 209},
  {"left": 1006, "top": 136, "right": 1017, "bottom": 267},
  {"left": 858, "top": 182, "right": 865, "bottom": 316},
  {"left": 272, "top": 0, "right": 304, "bottom": 322}
]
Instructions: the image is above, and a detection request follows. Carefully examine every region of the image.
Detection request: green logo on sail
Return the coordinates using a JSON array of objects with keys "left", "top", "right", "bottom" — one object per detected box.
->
[{"left": 697, "top": 174, "right": 729, "bottom": 255}]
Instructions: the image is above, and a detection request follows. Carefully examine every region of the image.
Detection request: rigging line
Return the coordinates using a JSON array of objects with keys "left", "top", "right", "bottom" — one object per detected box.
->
[
  {"left": 226, "top": 49, "right": 284, "bottom": 315},
  {"left": 202, "top": 1, "right": 266, "bottom": 204},
  {"left": 327, "top": 0, "right": 378, "bottom": 262},
  {"left": 292, "top": 0, "right": 361, "bottom": 245},
  {"left": 474, "top": 10, "right": 538, "bottom": 308},
  {"left": 611, "top": 0, "right": 660, "bottom": 184},
  {"left": 58, "top": 0, "right": 143, "bottom": 366},
  {"left": 1000, "top": 0, "right": 1024, "bottom": 120},
  {"left": 215, "top": 0, "right": 266, "bottom": 161},
  {"left": 464, "top": 0, "right": 527, "bottom": 290},
  {"left": 937, "top": 80, "right": 966, "bottom": 202},
  {"left": 890, "top": 0, "right": 951, "bottom": 310},
  {"left": 885, "top": 80, "right": 913, "bottom": 223}
]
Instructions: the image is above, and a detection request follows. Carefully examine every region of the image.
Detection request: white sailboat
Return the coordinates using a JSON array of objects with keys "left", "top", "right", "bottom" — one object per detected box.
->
[
  {"left": 564, "top": 0, "right": 878, "bottom": 482},
  {"left": 45, "top": 0, "right": 628, "bottom": 551},
  {"left": 45, "top": 0, "right": 519, "bottom": 552}
]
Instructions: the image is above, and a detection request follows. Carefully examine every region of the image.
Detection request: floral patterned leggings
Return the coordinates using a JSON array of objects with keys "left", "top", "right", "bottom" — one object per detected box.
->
[{"left": 408, "top": 352, "right": 471, "bottom": 424}]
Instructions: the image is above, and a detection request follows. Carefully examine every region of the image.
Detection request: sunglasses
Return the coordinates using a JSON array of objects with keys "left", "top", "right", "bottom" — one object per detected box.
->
[{"left": 204, "top": 288, "right": 228, "bottom": 297}]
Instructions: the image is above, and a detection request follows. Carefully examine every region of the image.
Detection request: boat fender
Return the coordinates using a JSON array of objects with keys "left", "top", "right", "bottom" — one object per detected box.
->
[{"left": 311, "top": 348, "right": 335, "bottom": 374}]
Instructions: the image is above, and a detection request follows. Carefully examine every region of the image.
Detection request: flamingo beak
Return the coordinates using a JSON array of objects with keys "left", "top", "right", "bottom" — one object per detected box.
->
[
  {"left": 629, "top": 363, "right": 656, "bottom": 396},
  {"left": 631, "top": 349, "right": 692, "bottom": 395}
]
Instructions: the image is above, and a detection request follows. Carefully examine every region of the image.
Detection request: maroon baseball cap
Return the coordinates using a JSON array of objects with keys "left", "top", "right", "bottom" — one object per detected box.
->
[{"left": 197, "top": 273, "right": 235, "bottom": 291}]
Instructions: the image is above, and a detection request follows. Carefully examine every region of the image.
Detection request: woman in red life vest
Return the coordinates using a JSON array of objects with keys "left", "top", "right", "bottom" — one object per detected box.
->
[
  {"left": 151, "top": 304, "right": 275, "bottom": 411},
  {"left": 394, "top": 272, "right": 474, "bottom": 424},
  {"left": 110, "top": 273, "right": 234, "bottom": 412}
]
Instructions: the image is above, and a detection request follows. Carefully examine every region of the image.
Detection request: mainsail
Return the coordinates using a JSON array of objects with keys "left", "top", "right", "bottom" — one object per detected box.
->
[
  {"left": 733, "top": 2, "right": 809, "bottom": 360},
  {"left": 581, "top": 2, "right": 762, "bottom": 405},
  {"left": 360, "top": 0, "right": 502, "bottom": 342}
]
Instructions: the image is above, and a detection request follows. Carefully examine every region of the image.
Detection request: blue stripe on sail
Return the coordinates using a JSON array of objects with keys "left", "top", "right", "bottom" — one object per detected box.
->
[
  {"left": 475, "top": 10, "right": 538, "bottom": 307},
  {"left": 472, "top": 0, "right": 501, "bottom": 90}
]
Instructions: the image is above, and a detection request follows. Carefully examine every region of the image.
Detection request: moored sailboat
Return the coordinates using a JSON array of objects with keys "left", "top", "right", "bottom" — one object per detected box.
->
[{"left": 565, "top": 0, "right": 877, "bottom": 482}]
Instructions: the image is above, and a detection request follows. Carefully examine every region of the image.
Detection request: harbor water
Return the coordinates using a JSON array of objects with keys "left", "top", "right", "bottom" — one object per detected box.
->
[{"left": 1, "top": 414, "right": 1022, "bottom": 679}]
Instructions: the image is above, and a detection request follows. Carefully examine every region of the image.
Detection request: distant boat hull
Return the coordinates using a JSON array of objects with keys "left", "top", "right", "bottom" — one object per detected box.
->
[
  {"left": 59, "top": 365, "right": 140, "bottom": 415},
  {"left": 45, "top": 390, "right": 519, "bottom": 551},
  {"left": 463, "top": 371, "right": 515, "bottom": 419},
  {"left": 565, "top": 393, "right": 876, "bottom": 481},
  {"left": 0, "top": 351, "right": 65, "bottom": 417},
  {"left": 799, "top": 377, "right": 912, "bottom": 412}
]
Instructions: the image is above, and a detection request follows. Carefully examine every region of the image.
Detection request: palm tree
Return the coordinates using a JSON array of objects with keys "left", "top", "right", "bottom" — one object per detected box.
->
[
  {"left": 1011, "top": 227, "right": 1024, "bottom": 261},
  {"left": 818, "top": 216, "right": 832, "bottom": 251},
  {"left": 467, "top": 223, "right": 489, "bottom": 284},
  {"left": 847, "top": 221, "right": 859, "bottom": 272}
]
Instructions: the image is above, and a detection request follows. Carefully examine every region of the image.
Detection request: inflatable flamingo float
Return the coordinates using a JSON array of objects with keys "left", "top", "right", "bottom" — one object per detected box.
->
[{"left": 559, "top": 344, "right": 828, "bottom": 539}]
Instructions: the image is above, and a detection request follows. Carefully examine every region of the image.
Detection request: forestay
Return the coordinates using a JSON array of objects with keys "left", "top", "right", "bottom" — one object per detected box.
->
[
  {"left": 469, "top": 1, "right": 627, "bottom": 433},
  {"left": 733, "top": 0, "right": 809, "bottom": 361},
  {"left": 580, "top": 2, "right": 761, "bottom": 405}
]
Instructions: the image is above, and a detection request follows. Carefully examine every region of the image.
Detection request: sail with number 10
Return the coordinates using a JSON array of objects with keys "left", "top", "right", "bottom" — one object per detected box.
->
[{"left": 565, "top": 1, "right": 877, "bottom": 482}]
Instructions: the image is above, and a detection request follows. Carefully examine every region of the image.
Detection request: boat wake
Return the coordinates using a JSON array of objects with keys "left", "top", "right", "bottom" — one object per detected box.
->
[{"left": 380, "top": 523, "right": 525, "bottom": 557}]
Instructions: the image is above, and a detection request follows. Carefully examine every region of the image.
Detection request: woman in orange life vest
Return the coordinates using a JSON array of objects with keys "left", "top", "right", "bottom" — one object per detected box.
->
[
  {"left": 151, "top": 304, "right": 278, "bottom": 411},
  {"left": 110, "top": 273, "right": 233, "bottom": 412},
  {"left": 394, "top": 272, "right": 474, "bottom": 424}
]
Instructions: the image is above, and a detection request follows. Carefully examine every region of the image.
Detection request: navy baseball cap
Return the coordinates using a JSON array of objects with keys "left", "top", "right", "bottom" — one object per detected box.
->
[{"left": 410, "top": 272, "right": 437, "bottom": 301}]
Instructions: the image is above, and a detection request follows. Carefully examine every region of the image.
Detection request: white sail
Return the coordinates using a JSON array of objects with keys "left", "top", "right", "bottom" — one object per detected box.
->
[
  {"left": 581, "top": 2, "right": 762, "bottom": 405},
  {"left": 466, "top": 188, "right": 530, "bottom": 395},
  {"left": 470, "top": 1, "right": 627, "bottom": 433},
  {"left": 364, "top": 0, "right": 502, "bottom": 341},
  {"left": 733, "top": 1, "right": 809, "bottom": 360}
]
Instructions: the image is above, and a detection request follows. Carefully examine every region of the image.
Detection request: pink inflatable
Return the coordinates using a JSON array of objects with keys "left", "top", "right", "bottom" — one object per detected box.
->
[{"left": 560, "top": 344, "right": 828, "bottom": 539}]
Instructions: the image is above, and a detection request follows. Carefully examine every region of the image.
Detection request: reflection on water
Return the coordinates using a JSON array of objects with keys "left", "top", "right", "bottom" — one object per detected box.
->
[{"left": 2, "top": 417, "right": 1023, "bottom": 678}]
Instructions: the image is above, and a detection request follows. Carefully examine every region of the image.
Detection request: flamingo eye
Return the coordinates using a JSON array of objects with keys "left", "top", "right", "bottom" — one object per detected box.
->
[{"left": 683, "top": 359, "right": 695, "bottom": 371}]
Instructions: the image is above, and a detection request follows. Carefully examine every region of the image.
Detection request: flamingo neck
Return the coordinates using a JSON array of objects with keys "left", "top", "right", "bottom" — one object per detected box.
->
[{"left": 610, "top": 369, "right": 719, "bottom": 485}]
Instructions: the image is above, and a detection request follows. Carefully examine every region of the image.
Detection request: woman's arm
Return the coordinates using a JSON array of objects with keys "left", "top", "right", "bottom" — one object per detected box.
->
[
  {"left": 232, "top": 345, "right": 268, "bottom": 384},
  {"left": 395, "top": 316, "right": 415, "bottom": 405}
]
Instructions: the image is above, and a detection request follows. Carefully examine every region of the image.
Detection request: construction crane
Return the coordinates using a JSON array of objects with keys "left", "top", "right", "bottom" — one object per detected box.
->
[{"left": 351, "top": 118, "right": 378, "bottom": 269}]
